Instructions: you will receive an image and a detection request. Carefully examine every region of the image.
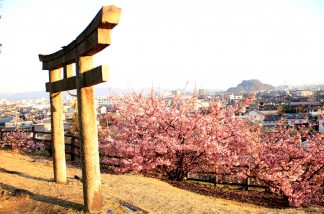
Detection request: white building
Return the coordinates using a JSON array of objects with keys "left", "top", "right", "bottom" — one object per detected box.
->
[
  {"left": 319, "top": 119, "right": 324, "bottom": 134},
  {"left": 33, "top": 123, "right": 51, "bottom": 132},
  {"left": 229, "top": 94, "right": 243, "bottom": 101},
  {"left": 284, "top": 114, "right": 308, "bottom": 126},
  {"left": 99, "top": 106, "right": 107, "bottom": 114},
  {"left": 33, "top": 123, "right": 51, "bottom": 140},
  {"left": 0, "top": 99, "right": 10, "bottom": 105},
  {"left": 4, "top": 120, "right": 33, "bottom": 130},
  {"left": 296, "top": 90, "right": 313, "bottom": 97},
  {"left": 260, "top": 114, "right": 282, "bottom": 133},
  {"left": 96, "top": 97, "right": 111, "bottom": 107},
  {"left": 247, "top": 110, "right": 265, "bottom": 123},
  {"left": 194, "top": 99, "right": 210, "bottom": 111}
]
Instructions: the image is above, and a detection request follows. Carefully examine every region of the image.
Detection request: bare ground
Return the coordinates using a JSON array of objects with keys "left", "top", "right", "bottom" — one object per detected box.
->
[{"left": 0, "top": 150, "right": 323, "bottom": 214}]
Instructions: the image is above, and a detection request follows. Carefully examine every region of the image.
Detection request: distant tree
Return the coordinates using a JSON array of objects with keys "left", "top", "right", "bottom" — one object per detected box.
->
[
  {"left": 68, "top": 112, "right": 79, "bottom": 135},
  {"left": 277, "top": 104, "right": 285, "bottom": 114}
]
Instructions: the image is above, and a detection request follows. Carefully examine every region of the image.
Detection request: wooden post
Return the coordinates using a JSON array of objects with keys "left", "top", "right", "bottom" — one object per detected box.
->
[
  {"left": 71, "top": 136, "right": 75, "bottom": 161},
  {"left": 245, "top": 177, "right": 251, "bottom": 190},
  {"left": 215, "top": 167, "right": 219, "bottom": 188},
  {"left": 77, "top": 56, "right": 103, "bottom": 212},
  {"left": 49, "top": 68, "right": 67, "bottom": 184},
  {"left": 245, "top": 169, "right": 251, "bottom": 191},
  {"left": 31, "top": 126, "right": 35, "bottom": 141},
  {"left": 48, "top": 140, "right": 53, "bottom": 157}
]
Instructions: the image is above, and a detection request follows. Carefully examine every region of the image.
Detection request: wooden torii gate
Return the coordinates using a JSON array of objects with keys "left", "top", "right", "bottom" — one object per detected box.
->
[{"left": 39, "top": 6, "right": 121, "bottom": 213}]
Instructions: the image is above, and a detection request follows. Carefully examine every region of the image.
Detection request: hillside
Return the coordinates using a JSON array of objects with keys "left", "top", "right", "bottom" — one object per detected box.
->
[
  {"left": 227, "top": 79, "right": 275, "bottom": 93},
  {"left": 0, "top": 150, "right": 323, "bottom": 213}
]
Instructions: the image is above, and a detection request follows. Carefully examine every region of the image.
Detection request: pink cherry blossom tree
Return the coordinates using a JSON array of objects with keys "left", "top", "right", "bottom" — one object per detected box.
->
[
  {"left": 254, "top": 126, "right": 324, "bottom": 207},
  {"left": 1, "top": 131, "right": 44, "bottom": 153},
  {"left": 98, "top": 92, "right": 323, "bottom": 207},
  {"left": 100, "top": 92, "right": 216, "bottom": 180}
]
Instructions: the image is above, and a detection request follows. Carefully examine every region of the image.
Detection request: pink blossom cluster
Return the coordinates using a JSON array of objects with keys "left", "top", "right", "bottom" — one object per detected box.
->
[{"left": 98, "top": 92, "right": 323, "bottom": 207}]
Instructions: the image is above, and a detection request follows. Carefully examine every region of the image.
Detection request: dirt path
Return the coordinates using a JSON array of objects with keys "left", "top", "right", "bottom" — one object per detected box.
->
[{"left": 0, "top": 150, "right": 323, "bottom": 214}]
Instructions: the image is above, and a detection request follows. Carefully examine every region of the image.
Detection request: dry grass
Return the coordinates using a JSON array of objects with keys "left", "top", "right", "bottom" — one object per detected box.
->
[{"left": 0, "top": 150, "right": 323, "bottom": 214}]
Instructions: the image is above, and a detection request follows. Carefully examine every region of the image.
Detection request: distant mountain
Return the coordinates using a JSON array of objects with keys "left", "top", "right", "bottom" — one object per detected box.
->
[
  {"left": 0, "top": 87, "right": 152, "bottom": 101},
  {"left": 0, "top": 91, "right": 48, "bottom": 101},
  {"left": 227, "top": 79, "right": 275, "bottom": 93}
]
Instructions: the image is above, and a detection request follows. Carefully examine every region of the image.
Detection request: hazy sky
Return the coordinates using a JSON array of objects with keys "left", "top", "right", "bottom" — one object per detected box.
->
[{"left": 0, "top": 0, "right": 324, "bottom": 93}]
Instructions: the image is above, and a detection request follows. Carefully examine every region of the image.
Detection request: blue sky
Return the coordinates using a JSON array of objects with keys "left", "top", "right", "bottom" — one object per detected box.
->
[{"left": 0, "top": 0, "right": 324, "bottom": 93}]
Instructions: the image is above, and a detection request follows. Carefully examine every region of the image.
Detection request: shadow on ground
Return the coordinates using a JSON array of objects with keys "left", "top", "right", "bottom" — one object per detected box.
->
[
  {"left": 0, "top": 167, "right": 52, "bottom": 182},
  {"left": 0, "top": 182, "right": 83, "bottom": 211}
]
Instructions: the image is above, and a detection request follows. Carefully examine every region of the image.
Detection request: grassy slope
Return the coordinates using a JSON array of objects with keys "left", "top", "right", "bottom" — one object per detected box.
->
[{"left": 0, "top": 150, "right": 323, "bottom": 214}]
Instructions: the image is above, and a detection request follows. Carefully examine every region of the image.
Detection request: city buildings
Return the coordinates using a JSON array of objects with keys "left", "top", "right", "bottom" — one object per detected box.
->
[{"left": 0, "top": 87, "right": 323, "bottom": 135}]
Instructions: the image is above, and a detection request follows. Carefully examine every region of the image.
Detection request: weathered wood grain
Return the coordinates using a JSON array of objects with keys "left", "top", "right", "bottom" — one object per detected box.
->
[
  {"left": 49, "top": 68, "right": 67, "bottom": 184},
  {"left": 76, "top": 56, "right": 103, "bottom": 213},
  {"left": 45, "top": 65, "right": 108, "bottom": 92}
]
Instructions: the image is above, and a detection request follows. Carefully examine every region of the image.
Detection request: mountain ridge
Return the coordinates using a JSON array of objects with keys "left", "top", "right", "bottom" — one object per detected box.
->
[{"left": 227, "top": 79, "right": 275, "bottom": 93}]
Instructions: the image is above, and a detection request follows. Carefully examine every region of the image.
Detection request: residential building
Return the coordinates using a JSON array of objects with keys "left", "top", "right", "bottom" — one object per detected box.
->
[
  {"left": 0, "top": 117, "right": 14, "bottom": 129},
  {"left": 284, "top": 114, "right": 308, "bottom": 126},
  {"left": 33, "top": 123, "right": 51, "bottom": 140},
  {"left": 229, "top": 94, "right": 243, "bottom": 101},
  {"left": 296, "top": 90, "right": 313, "bottom": 97},
  {"left": 246, "top": 110, "right": 265, "bottom": 123},
  {"left": 319, "top": 118, "right": 324, "bottom": 134},
  {"left": 96, "top": 97, "right": 111, "bottom": 107}
]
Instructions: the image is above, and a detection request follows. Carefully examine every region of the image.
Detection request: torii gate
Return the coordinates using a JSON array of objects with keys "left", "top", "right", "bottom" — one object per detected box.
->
[{"left": 39, "top": 6, "right": 121, "bottom": 213}]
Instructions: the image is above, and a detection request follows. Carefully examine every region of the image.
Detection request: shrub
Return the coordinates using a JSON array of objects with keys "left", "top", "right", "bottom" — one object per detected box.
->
[{"left": 1, "top": 131, "right": 45, "bottom": 153}]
